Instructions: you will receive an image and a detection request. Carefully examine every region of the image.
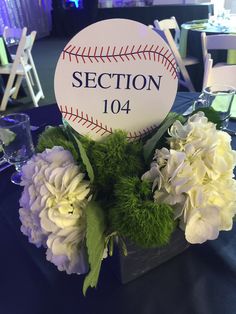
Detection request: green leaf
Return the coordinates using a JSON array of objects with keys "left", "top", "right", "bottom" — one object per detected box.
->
[
  {"left": 104, "top": 231, "right": 118, "bottom": 256},
  {"left": 193, "top": 107, "right": 222, "bottom": 129},
  {"left": 62, "top": 121, "right": 94, "bottom": 182},
  {"left": 36, "top": 126, "right": 78, "bottom": 160},
  {"left": 72, "top": 134, "right": 94, "bottom": 183},
  {"left": 83, "top": 201, "right": 106, "bottom": 295},
  {"left": 143, "top": 112, "right": 185, "bottom": 163},
  {"left": 118, "top": 236, "right": 128, "bottom": 256}
]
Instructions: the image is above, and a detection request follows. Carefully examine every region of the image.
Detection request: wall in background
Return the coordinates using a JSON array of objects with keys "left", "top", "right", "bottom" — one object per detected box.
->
[
  {"left": 97, "top": 0, "right": 213, "bottom": 6},
  {"left": 0, "top": 0, "right": 52, "bottom": 37},
  {"left": 51, "top": 2, "right": 213, "bottom": 36},
  {"left": 225, "top": 0, "right": 236, "bottom": 12}
]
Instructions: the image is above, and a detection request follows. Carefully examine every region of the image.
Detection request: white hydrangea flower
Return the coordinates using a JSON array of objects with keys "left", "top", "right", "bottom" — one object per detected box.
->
[
  {"left": 46, "top": 227, "right": 88, "bottom": 275},
  {"left": 143, "top": 112, "right": 236, "bottom": 244},
  {"left": 19, "top": 146, "right": 91, "bottom": 274}
]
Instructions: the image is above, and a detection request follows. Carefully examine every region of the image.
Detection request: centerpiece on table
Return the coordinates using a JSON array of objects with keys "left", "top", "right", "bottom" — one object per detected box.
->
[{"left": 18, "top": 19, "right": 236, "bottom": 294}]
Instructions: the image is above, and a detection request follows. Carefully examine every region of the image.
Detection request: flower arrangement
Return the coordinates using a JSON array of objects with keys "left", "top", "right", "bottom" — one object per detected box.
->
[{"left": 19, "top": 110, "right": 236, "bottom": 294}]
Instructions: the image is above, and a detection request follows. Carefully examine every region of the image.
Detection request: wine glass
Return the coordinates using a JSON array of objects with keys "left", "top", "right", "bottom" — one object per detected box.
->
[
  {"left": 194, "top": 85, "right": 235, "bottom": 130},
  {"left": 0, "top": 113, "right": 34, "bottom": 185}
]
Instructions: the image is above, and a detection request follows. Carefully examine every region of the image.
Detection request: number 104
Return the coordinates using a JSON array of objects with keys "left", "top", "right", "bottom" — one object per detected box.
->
[{"left": 103, "top": 99, "right": 131, "bottom": 114}]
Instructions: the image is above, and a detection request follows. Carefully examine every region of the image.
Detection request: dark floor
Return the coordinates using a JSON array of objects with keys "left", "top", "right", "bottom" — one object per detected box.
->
[{"left": 4, "top": 36, "right": 69, "bottom": 114}]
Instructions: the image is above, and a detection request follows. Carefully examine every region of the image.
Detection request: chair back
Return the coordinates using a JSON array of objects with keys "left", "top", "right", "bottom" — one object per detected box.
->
[
  {"left": 0, "top": 27, "right": 44, "bottom": 111},
  {"left": 153, "top": 18, "right": 195, "bottom": 92},
  {"left": 8, "top": 27, "right": 27, "bottom": 74},
  {"left": 201, "top": 32, "right": 236, "bottom": 61},
  {"left": 154, "top": 17, "right": 180, "bottom": 47},
  {"left": 202, "top": 53, "right": 236, "bottom": 89},
  {"left": 21, "top": 31, "right": 36, "bottom": 64}
]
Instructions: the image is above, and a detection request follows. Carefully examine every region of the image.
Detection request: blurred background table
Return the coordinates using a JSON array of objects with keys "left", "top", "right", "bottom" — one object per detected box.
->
[{"left": 179, "top": 17, "right": 236, "bottom": 91}]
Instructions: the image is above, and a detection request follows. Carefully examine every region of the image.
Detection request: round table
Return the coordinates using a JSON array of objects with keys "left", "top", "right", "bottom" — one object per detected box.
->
[
  {"left": 179, "top": 18, "right": 236, "bottom": 91},
  {"left": 180, "top": 18, "right": 236, "bottom": 60}
]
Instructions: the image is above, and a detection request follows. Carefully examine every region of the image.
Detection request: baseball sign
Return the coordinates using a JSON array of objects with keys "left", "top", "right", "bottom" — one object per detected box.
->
[{"left": 54, "top": 19, "right": 178, "bottom": 140}]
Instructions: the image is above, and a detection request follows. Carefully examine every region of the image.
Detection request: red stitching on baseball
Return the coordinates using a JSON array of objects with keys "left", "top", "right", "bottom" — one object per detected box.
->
[
  {"left": 62, "top": 44, "right": 177, "bottom": 77},
  {"left": 154, "top": 45, "right": 159, "bottom": 62},
  {"left": 149, "top": 45, "right": 154, "bottom": 60},
  {"left": 63, "top": 45, "right": 71, "bottom": 60},
  {"left": 143, "top": 44, "right": 148, "bottom": 60},
  {"left": 96, "top": 124, "right": 102, "bottom": 133},
  {"left": 106, "top": 46, "right": 111, "bottom": 62},
  {"left": 124, "top": 46, "right": 129, "bottom": 61},
  {"left": 87, "top": 47, "right": 93, "bottom": 63},
  {"left": 60, "top": 105, "right": 158, "bottom": 139},
  {"left": 163, "top": 50, "right": 168, "bottom": 66},
  {"left": 81, "top": 47, "right": 86, "bottom": 63},
  {"left": 68, "top": 106, "right": 73, "bottom": 120},
  {"left": 137, "top": 45, "right": 142, "bottom": 60},
  {"left": 91, "top": 122, "right": 98, "bottom": 131},
  {"left": 167, "top": 55, "right": 174, "bottom": 70},
  {"left": 94, "top": 46, "right": 99, "bottom": 62},
  {"left": 100, "top": 47, "right": 105, "bottom": 63},
  {"left": 112, "top": 46, "right": 118, "bottom": 62},
  {"left": 119, "top": 46, "right": 124, "bottom": 62},
  {"left": 87, "top": 116, "right": 94, "bottom": 128},
  {"left": 64, "top": 105, "right": 68, "bottom": 119},
  {"left": 131, "top": 45, "right": 135, "bottom": 60},
  {"left": 158, "top": 47, "right": 164, "bottom": 63},
  {"left": 70, "top": 46, "right": 75, "bottom": 54},
  {"left": 72, "top": 109, "right": 78, "bottom": 122}
]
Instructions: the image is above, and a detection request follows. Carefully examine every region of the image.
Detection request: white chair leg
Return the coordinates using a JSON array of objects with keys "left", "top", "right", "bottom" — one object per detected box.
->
[
  {"left": 0, "top": 92, "right": 10, "bottom": 111},
  {"left": 28, "top": 54, "right": 44, "bottom": 99},
  {"left": 12, "top": 75, "right": 23, "bottom": 99},
  {"left": 0, "top": 74, "right": 16, "bottom": 111},
  {"left": 24, "top": 72, "right": 39, "bottom": 107},
  {"left": 28, "top": 70, "right": 34, "bottom": 86},
  {"left": 179, "top": 66, "right": 195, "bottom": 92}
]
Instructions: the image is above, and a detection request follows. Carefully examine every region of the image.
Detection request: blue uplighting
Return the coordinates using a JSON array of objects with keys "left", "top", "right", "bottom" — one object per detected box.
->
[{"left": 68, "top": 0, "right": 80, "bottom": 8}]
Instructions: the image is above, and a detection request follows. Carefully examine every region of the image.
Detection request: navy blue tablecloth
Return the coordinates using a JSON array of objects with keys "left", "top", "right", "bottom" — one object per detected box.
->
[{"left": 1, "top": 93, "right": 236, "bottom": 314}]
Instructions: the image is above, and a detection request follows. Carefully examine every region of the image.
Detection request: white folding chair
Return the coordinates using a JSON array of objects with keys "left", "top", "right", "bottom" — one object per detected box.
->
[
  {"left": 154, "top": 17, "right": 199, "bottom": 67},
  {"left": 201, "top": 32, "right": 236, "bottom": 89},
  {"left": 0, "top": 28, "right": 44, "bottom": 111},
  {"left": 201, "top": 32, "right": 236, "bottom": 66},
  {"left": 202, "top": 53, "right": 236, "bottom": 89},
  {"left": 13, "top": 30, "right": 39, "bottom": 91},
  {"left": 154, "top": 18, "right": 197, "bottom": 92}
]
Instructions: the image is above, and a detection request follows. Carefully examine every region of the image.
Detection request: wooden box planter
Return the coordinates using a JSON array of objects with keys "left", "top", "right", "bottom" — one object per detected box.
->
[{"left": 110, "top": 228, "right": 189, "bottom": 284}]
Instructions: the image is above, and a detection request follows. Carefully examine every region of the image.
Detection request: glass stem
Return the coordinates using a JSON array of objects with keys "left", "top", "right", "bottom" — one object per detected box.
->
[{"left": 15, "top": 162, "right": 23, "bottom": 173}]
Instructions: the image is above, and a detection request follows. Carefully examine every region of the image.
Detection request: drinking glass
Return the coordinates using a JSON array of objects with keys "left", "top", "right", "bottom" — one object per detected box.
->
[
  {"left": 0, "top": 113, "right": 34, "bottom": 185},
  {"left": 193, "top": 85, "right": 235, "bottom": 129}
]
